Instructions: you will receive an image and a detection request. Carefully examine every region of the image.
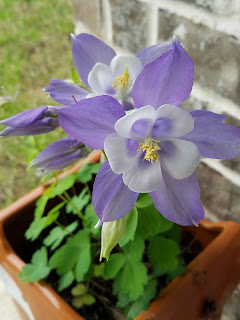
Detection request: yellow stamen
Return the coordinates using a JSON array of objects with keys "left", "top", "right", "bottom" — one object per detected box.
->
[
  {"left": 112, "top": 66, "right": 132, "bottom": 100},
  {"left": 137, "top": 138, "right": 161, "bottom": 164}
]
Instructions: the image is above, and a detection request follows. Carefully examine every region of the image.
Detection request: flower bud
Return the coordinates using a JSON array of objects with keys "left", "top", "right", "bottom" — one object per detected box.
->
[{"left": 100, "top": 218, "right": 126, "bottom": 261}]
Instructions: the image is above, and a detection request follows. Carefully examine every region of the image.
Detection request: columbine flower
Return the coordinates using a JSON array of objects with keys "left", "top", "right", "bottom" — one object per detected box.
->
[
  {"left": 0, "top": 106, "right": 59, "bottom": 137},
  {"left": 29, "top": 137, "right": 88, "bottom": 176},
  {"left": 55, "top": 38, "right": 240, "bottom": 226},
  {"left": 45, "top": 33, "right": 173, "bottom": 109}
]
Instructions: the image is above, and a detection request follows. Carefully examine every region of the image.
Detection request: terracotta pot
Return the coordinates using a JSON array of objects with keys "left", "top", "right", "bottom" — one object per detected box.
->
[{"left": 0, "top": 151, "right": 240, "bottom": 320}]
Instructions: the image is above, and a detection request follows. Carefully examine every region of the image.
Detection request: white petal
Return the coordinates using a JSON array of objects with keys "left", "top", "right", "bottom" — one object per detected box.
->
[
  {"left": 160, "top": 138, "right": 200, "bottom": 179},
  {"left": 88, "top": 63, "right": 115, "bottom": 95},
  {"left": 104, "top": 133, "right": 139, "bottom": 174},
  {"left": 155, "top": 105, "right": 194, "bottom": 138},
  {"left": 115, "top": 105, "right": 156, "bottom": 139},
  {"left": 110, "top": 55, "right": 142, "bottom": 81},
  {"left": 123, "top": 156, "right": 162, "bottom": 193}
]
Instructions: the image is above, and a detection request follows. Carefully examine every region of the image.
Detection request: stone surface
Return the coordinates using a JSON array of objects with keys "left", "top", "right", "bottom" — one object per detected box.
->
[
  {"left": 72, "top": 0, "right": 102, "bottom": 34},
  {"left": 180, "top": 0, "right": 239, "bottom": 16},
  {"left": 158, "top": 10, "right": 240, "bottom": 104},
  {"left": 110, "top": 0, "right": 148, "bottom": 53},
  {"left": 196, "top": 163, "right": 240, "bottom": 224}
]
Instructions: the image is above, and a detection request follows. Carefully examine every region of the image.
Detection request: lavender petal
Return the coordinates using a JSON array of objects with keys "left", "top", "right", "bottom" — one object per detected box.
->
[
  {"left": 45, "top": 79, "right": 88, "bottom": 105},
  {"left": 0, "top": 106, "right": 48, "bottom": 128},
  {"left": 133, "top": 37, "right": 194, "bottom": 109},
  {"left": 150, "top": 169, "right": 204, "bottom": 226},
  {"left": 71, "top": 33, "right": 116, "bottom": 87},
  {"left": 92, "top": 161, "right": 138, "bottom": 222},
  {"left": 56, "top": 96, "right": 125, "bottom": 149},
  {"left": 182, "top": 110, "right": 240, "bottom": 159}
]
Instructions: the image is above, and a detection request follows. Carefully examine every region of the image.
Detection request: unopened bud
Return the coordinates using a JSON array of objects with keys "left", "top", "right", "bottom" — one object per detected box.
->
[{"left": 100, "top": 218, "right": 126, "bottom": 261}]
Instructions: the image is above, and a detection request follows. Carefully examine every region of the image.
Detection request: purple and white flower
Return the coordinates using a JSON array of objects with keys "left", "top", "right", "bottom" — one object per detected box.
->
[
  {"left": 45, "top": 33, "right": 177, "bottom": 109},
  {"left": 0, "top": 106, "right": 59, "bottom": 137},
  {"left": 29, "top": 137, "right": 88, "bottom": 176},
  {"left": 54, "top": 37, "right": 240, "bottom": 227}
]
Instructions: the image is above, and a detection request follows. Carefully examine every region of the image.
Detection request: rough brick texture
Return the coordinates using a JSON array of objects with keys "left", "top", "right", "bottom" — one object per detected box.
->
[
  {"left": 196, "top": 163, "right": 240, "bottom": 224},
  {"left": 110, "top": 0, "right": 148, "bottom": 53}
]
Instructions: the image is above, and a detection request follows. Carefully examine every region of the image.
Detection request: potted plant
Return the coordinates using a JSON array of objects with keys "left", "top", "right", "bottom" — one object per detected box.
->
[
  {"left": 0, "top": 150, "right": 240, "bottom": 320},
  {"left": 1, "top": 33, "right": 240, "bottom": 320}
]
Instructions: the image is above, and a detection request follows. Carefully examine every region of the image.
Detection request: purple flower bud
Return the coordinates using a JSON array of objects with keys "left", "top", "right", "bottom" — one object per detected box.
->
[
  {"left": 29, "top": 137, "right": 88, "bottom": 175},
  {"left": 0, "top": 106, "right": 59, "bottom": 137}
]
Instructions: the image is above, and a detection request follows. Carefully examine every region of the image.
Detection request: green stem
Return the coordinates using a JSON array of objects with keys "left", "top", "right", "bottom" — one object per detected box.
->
[
  {"left": 54, "top": 220, "right": 74, "bottom": 238},
  {"left": 101, "top": 149, "right": 108, "bottom": 160},
  {"left": 63, "top": 191, "right": 84, "bottom": 220},
  {"left": 85, "top": 183, "right": 92, "bottom": 200}
]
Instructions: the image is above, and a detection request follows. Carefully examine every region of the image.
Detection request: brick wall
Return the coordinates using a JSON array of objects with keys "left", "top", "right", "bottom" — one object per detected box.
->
[{"left": 72, "top": 0, "right": 240, "bottom": 224}]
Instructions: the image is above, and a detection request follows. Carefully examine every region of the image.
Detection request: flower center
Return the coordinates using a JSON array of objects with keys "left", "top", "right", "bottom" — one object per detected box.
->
[
  {"left": 112, "top": 67, "right": 133, "bottom": 100},
  {"left": 137, "top": 137, "right": 161, "bottom": 164}
]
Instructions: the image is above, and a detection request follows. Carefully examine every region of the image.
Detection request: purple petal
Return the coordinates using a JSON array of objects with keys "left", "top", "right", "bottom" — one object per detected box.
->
[
  {"left": 45, "top": 79, "right": 88, "bottom": 105},
  {"left": 133, "top": 37, "right": 194, "bottom": 109},
  {"left": 56, "top": 96, "right": 125, "bottom": 149},
  {"left": 0, "top": 117, "right": 59, "bottom": 137},
  {"left": 92, "top": 161, "right": 138, "bottom": 222},
  {"left": 182, "top": 110, "right": 240, "bottom": 159},
  {"left": 136, "top": 41, "right": 172, "bottom": 67},
  {"left": 30, "top": 137, "right": 82, "bottom": 169},
  {"left": 150, "top": 169, "right": 204, "bottom": 226},
  {"left": 43, "top": 150, "right": 83, "bottom": 175},
  {"left": 71, "top": 33, "right": 116, "bottom": 87},
  {"left": 0, "top": 106, "right": 48, "bottom": 128}
]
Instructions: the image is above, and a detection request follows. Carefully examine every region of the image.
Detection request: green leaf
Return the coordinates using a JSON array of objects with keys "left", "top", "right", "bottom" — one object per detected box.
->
[
  {"left": 83, "top": 204, "right": 100, "bottom": 237},
  {"left": 43, "top": 221, "right": 79, "bottom": 251},
  {"left": 90, "top": 162, "right": 102, "bottom": 174},
  {"left": 137, "top": 204, "right": 172, "bottom": 239},
  {"left": 76, "top": 164, "right": 93, "bottom": 183},
  {"left": 71, "top": 284, "right": 87, "bottom": 296},
  {"left": 75, "top": 236, "right": 91, "bottom": 282},
  {"left": 71, "top": 67, "right": 79, "bottom": 84},
  {"left": 167, "top": 260, "right": 186, "bottom": 281},
  {"left": 116, "top": 291, "right": 131, "bottom": 308},
  {"left": 136, "top": 194, "right": 153, "bottom": 208},
  {"left": 58, "top": 270, "right": 75, "bottom": 292},
  {"left": 72, "top": 296, "right": 85, "bottom": 309},
  {"left": 49, "top": 175, "right": 76, "bottom": 198},
  {"left": 18, "top": 247, "right": 51, "bottom": 282},
  {"left": 124, "top": 280, "right": 157, "bottom": 320},
  {"left": 161, "top": 223, "right": 182, "bottom": 243},
  {"left": 66, "top": 189, "right": 90, "bottom": 214},
  {"left": 83, "top": 294, "right": 96, "bottom": 306},
  {"left": 44, "top": 202, "right": 65, "bottom": 227},
  {"left": 34, "top": 195, "right": 49, "bottom": 220},
  {"left": 93, "top": 263, "right": 105, "bottom": 277},
  {"left": 72, "top": 294, "right": 96, "bottom": 309},
  {"left": 121, "top": 261, "right": 148, "bottom": 300},
  {"left": 120, "top": 235, "right": 147, "bottom": 300},
  {"left": 25, "top": 218, "right": 47, "bottom": 241},
  {"left": 65, "top": 221, "right": 79, "bottom": 234},
  {"left": 148, "top": 236, "right": 179, "bottom": 272},
  {"left": 122, "top": 234, "right": 145, "bottom": 262},
  {"left": 43, "top": 226, "right": 64, "bottom": 250},
  {"left": 119, "top": 207, "right": 138, "bottom": 247},
  {"left": 49, "top": 230, "right": 91, "bottom": 277},
  {"left": 76, "top": 163, "right": 102, "bottom": 183},
  {"left": 104, "top": 253, "right": 125, "bottom": 280}
]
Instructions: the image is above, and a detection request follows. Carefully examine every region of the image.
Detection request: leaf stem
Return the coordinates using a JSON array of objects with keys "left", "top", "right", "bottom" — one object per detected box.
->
[{"left": 63, "top": 191, "right": 84, "bottom": 220}]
